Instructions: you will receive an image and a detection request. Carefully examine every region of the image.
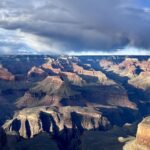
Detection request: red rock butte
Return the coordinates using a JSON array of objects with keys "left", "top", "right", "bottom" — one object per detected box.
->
[{"left": 136, "top": 117, "right": 150, "bottom": 147}]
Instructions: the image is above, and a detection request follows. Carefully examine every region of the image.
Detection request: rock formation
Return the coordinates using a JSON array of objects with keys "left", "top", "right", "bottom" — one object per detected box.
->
[
  {"left": 3, "top": 106, "right": 110, "bottom": 139},
  {"left": 0, "top": 55, "right": 149, "bottom": 149},
  {"left": 42, "top": 61, "right": 61, "bottom": 75},
  {"left": 16, "top": 92, "right": 62, "bottom": 108},
  {"left": 31, "top": 76, "right": 75, "bottom": 98},
  {"left": 100, "top": 58, "right": 150, "bottom": 80},
  {"left": 0, "top": 65, "right": 15, "bottom": 81},
  {"left": 128, "top": 72, "right": 150, "bottom": 90},
  {"left": 15, "top": 92, "right": 38, "bottom": 109},
  {"left": 27, "top": 66, "right": 46, "bottom": 78},
  {"left": 99, "top": 59, "right": 113, "bottom": 69},
  {"left": 136, "top": 117, "right": 150, "bottom": 149},
  {"left": 72, "top": 63, "right": 109, "bottom": 84},
  {"left": 59, "top": 72, "right": 86, "bottom": 86},
  {"left": 123, "top": 117, "right": 150, "bottom": 150}
]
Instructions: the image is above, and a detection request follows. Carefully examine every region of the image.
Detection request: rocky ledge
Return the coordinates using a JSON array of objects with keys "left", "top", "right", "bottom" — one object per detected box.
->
[
  {"left": 3, "top": 106, "right": 110, "bottom": 139},
  {"left": 136, "top": 117, "right": 150, "bottom": 147},
  {"left": 123, "top": 117, "right": 150, "bottom": 150}
]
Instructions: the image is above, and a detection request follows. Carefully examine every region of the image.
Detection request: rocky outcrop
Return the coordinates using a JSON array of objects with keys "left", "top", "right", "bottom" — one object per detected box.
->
[
  {"left": 72, "top": 63, "right": 110, "bottom": 84},
  {"left": 136, "top": 117, "right": 150, "bottom": 148},
  {"left": 59, "top": 72, "right": 86, "bottom": 86},
  {"left": 16, "top": 76, "right": 76, "bottom": 108},
  {"left": 99, "top": 59, "right": 113, "bottom": 69},
  {"left": 16, "top": 75, "right": 136, "bottom": 109},
  {"left": 31, "top": 76, "right": 75, "bottom": 98},
  {"left": 3, "top": 106, "right": 110, "bottom": 139},
  {"left": 128, "top": 72, "right": 150, "bottom": 90},
  {"left": 42, "top": 61, "right": 61, "bottom": 75},
  {"left": 15, "top": 92, "right": 38, "bottom": 109},
  {"left": 0, "top": 65, "right": 15, "bottom": 81},
  {"left": 100, "top": 58, "right": 138, "bottom": 78},
  {"left": 99, "top": 58, "right": 142, "bottom": 78},
  {"left": 137, "top": 60, "right": 150, "bottom": 72},
  {"left": 100, "top": 58, "right": 150, "bottom": 81},
  {"left": 16, "top": 92, "right": 61, "bottom": 108},
  {"left": 27, "top": 66, "right": 46, "bottom": 78},
  {"left": 123, "top": 117, "right": 150, "bottom": 150}
]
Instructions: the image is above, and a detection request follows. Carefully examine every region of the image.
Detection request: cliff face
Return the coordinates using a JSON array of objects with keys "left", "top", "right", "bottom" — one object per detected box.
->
[
  {"left": 123, "top": 117, "right": 150, "bottom": 150},
  {"left": 15, "top": 92, "right": 38, "bottom": 108},
  {"left": 3, "top": 106, "right": 110, "bottom": 139},
  {"left": 31, "top": 76, "right": 74, "bottom": 97},
  {"left": 136, "top": 117, "right": 150, "bottom": 148},
  {"left": 15, "top": 59, "right": 137, "bottom": 109},
  {"left": 59, "top": 72, "right": 86, "bottom": 86},
  {"left": 128, "top": 72, "right": 150, "bottom": 90},
  {"left": 99, "top": 58, "right": 150, "bottom": 79},
  {"left": 27, "top": 66, "right": 47, "bottom": 78},
  {"left": 100, "top": 58, "right": 150, "bottom": 85},
  {"left": 0, "top": 56, "right": 149, "bottom": 149},
  {"left": 42, "top": 61, "right": 61, "bottom": 75},
  {"left": 99, "top": 58, "right": 139, "bottom": 78},
  {"left": 0, "top": 65, "right": 15, "bottom": 81},
  {"left": 72, "top": 63, "right": 108, "bottom": 84}
]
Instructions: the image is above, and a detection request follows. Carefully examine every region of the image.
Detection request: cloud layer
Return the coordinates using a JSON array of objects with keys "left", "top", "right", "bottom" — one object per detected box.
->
[{"left": 0, "top": 0, "right": 150, "bottom": 54}]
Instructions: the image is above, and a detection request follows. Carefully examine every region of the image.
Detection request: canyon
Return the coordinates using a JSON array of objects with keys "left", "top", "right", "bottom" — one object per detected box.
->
[{"left": 0, "top": 55, "right": 149, "bottom": 150}]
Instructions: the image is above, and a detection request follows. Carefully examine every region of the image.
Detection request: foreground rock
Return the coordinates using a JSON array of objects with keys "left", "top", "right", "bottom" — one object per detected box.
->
[
  {"left": 3, "top": 106, "right": 110, "bottom": 139},
  {"left": 123, "top": 117, "right": 150, "bottom": 150},
  {"left": 136, "top": 117, "right": 150, "bottom": 147}
]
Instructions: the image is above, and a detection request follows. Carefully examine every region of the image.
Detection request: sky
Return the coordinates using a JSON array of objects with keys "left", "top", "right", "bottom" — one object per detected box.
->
[{"left": 0, "top": 0, "right": 150, "bottom": 55}]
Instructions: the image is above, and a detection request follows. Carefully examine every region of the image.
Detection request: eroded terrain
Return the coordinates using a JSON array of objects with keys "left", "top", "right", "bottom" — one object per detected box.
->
[{"left": 0, "top": 55, "right": 150, "bottom": 150}]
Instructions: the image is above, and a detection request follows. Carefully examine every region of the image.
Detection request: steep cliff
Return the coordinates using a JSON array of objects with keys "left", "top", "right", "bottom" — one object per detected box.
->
[
  {"left": 3, "top": 106, "right": 110, "bottom": 139},
  {"left": 123, "top": 117, "right": 150, "bottom": 150}
]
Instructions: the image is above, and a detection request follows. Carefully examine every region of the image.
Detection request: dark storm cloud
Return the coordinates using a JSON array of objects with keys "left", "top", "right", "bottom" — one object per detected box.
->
[{"left": 0, "top": 0, "right": 150, "bottom": 54}]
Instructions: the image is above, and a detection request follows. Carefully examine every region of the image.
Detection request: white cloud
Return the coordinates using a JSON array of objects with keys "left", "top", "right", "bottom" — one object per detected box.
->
[
  {"left": 0, "top": 0, "right": 150, "bottom": 54},
  {"left": 69, "top": 47, "right": 150, "bottom": 56},
  {"left": 0, "top": 28, "right": 64, "bottom": 54}
]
